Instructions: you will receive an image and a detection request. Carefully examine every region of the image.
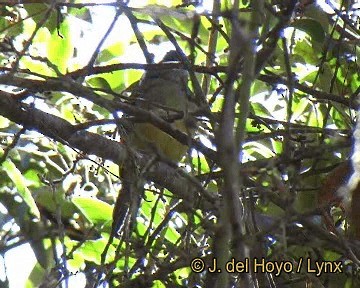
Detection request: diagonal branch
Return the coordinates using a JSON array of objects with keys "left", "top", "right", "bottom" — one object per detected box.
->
[
  {"left": 0, "top": 91, "right": 126, "bottom": 164},
  {"left": 0, "top": 91, "right": 217, "bottom": 209}
]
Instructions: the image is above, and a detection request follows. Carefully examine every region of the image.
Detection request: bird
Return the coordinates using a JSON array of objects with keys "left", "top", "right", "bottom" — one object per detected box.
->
[{"left": 112, "top": 50, "right": 197, "bottom": 237}]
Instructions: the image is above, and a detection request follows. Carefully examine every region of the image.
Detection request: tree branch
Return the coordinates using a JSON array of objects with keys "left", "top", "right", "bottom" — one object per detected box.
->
[
  {"left": 0, "top": 91, "right": 126, "bottom": 164},
  {"left": 0, "top": 91, "right": 217, "bottom": 210}
]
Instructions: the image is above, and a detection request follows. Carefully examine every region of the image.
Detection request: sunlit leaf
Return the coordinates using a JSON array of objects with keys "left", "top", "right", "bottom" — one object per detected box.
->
[
  {"left": 78, "top": 238, "right": 108, "bottom": 264},
  {"left": 72, "top": 196, "right": 112, "bottom": 226},
  {"left": 2, "top": 159, "right": 40, "bottom": 218},
  {"left": 69, "top": 7, "right": 92, "bottom": 23},
  {"left": 87, "top": 76, "right": 112, "bottom": 91},
  {"left": 47, "top": 19, "right": 73, "bottom": 74},
  {"left": 97, "top": 42, "right": 124, "bottom": 63},
  {"left": 0, "top": 115, "right": 9, "bottom": 128}
]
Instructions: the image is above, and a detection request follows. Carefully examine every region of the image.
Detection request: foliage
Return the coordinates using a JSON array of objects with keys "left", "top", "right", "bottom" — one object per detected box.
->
[{"left": 0, "top": 0, "right": 359, "bottom": 287}]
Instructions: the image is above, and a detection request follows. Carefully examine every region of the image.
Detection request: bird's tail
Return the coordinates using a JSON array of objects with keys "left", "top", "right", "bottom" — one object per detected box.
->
[{"left": 112, "top": 160, "right": 144, "bottom": 237}]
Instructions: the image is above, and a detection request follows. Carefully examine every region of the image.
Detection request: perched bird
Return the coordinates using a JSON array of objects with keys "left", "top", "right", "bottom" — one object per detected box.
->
[{"left": 112, "top": 50, "right": 197, "bottom": 236}]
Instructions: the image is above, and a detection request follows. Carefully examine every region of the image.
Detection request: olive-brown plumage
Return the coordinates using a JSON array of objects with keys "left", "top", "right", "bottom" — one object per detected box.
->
[{"left": 112, "top": 51, "right": 196, "bottom": 236}]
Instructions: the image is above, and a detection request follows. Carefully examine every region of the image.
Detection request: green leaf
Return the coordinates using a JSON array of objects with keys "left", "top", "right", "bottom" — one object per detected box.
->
[
  {"left": 251, "top": 102, "right": 272, "bottom": 117},
  {"left": 72, "top": 196, "right": 112, "bottom": 226},
  {"left": 164, "top": 222, "right": 181, "bottom": 244},
  {"left": 244, "top": 141, "right": 275, "bottom": 158},
  {"left": 88, "top": 70, "right": 128, "bottom": 93},
  {"left": 69, "top": 7, "right": 92, "bottom": 23},
  {"left": 87, "top": 76, "right": 112, "bottom": 91},
  {"left": 97, "top": 42, "right": 124, "bottom": 63},
  {"left": 0, "top": 115, "right": 10, "bottom": 128},
  {"left": 67, "top": 252, "right": 85, "bottom": 272},
  {"left": 2, "top": 159, "right": 40, "bottom": 218},
  {"left": 0, "top": 16, "right": 23, "bottom": 37},
  {"left": 174, "top": 267, "right": 190, "bottom": 285},
  {"left": 23, "top": 169, "right": 42, "bottom": 188},
  {"left": 291, "top": 18, "right": 325, "bottom": 43},
  {"left": 21, "top": 56, "right": 55, "bottom": 76},
  {"left": 47, "top": 19, "right": 73, "bottom": 74},
  {"left": 141, "top": 191, "right": 164, "bottom": 224},
  {"left": 78, "top": 238, "right": 108, "bottom": 264},
  {"left": 23, "top": 4, "right": 58, "bottom": 33},
  {"left": 291, "top": 96, "right": 310, "bottom": 122},
  {"left": 152, "top": 280, "right": 166, "bottom": 288},
  {"left": 34, "top": 187, "right": 78, "bottom": 220},
  {"left": 192, "top": 153, "right": 210, "bottom": 173}
]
